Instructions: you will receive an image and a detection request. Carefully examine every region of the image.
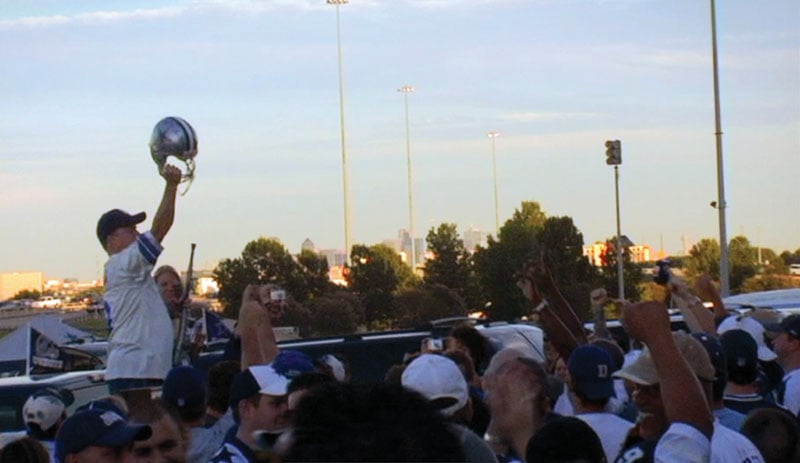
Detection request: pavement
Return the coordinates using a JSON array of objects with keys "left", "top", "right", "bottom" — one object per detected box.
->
[{"left": 0, "top": 307, "right": 91, "bottom": 330}]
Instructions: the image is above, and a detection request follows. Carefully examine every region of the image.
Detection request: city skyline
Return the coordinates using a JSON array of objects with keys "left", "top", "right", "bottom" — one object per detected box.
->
[{"left": 1, "top": 0, "right": 798, "bottom": 281}]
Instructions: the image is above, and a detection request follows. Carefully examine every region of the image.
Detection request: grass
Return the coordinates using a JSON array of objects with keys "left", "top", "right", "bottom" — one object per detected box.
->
[{"left": 66, "top": 315, "right": 110, "bottom": 340}]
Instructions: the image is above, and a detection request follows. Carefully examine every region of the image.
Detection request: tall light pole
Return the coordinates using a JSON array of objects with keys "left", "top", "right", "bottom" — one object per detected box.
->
[
  {"left": 710, "top": 0, "right": 730, "bottom": 296},
  {"left": 327, "top": 0, "right": 351, "bottom": 265},
  {"left": 487, "top": 131, "right": 500, "bottom": 235},
  {"left": 398, "top": 85, "right": 416, "bottom": 269},
  {"left": 605, "top": 140, "right": 625, "bottom": 300}
]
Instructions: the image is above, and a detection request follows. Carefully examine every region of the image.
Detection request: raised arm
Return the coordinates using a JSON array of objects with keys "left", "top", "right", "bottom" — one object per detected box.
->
[
  {"left": 237, "top": 284, "right": 279, "bottom": 369},
  {"left": 527, "top": 261, "right": 588, "bottom": 345},
  {"left": 589, "top": 288, "right": 613, "bottom": 340},
  {"left": 150, "top": 164, "right": 181, "bottom": 243},
  {"left": 693, "top": 274, "right": 728, "bottom": 320},
  {"left": 517, "top": 262, "right": 582, "bottom": 361},
  {"left": 623, "top": 301, "right": 713, "bottom": 438},
  {"left": 670, "top": 278, "right": 716, "bottom": 335}
]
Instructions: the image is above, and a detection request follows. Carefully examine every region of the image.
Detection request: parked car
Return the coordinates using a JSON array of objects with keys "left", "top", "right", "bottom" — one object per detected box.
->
[
  {"left": 195, "top": 320, "right": 545, "bottom": 383},
  {"left": 790, "top": 264, "right": 800, "bottom": 276},
  {"left": 31, "top": 296, "right": 62, "bottom": 309},
  {"left": 723, "top": 288, "right": 800, "bottom": 315},
  {"left": 0, "top": 301, "right": 25, "bottom": 312},
  {"left": 0, "top": 370, "right": 108, "bottom": 433}
]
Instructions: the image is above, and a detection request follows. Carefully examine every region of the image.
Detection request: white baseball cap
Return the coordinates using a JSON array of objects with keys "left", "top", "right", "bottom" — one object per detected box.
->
[
  {"left": 401, "top": 354, "right": 468, "bottom": 416},
  {"left": 23, "top": 391, "right": 66, "bottom": 431}
]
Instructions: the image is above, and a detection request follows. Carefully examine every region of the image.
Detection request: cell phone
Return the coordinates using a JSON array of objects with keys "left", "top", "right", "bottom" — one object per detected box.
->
[
  {"left": 270, "top": 289, "right": 286, "bottom": 302},
  {"left": 654, "top": 259, "right": 672, "bottom": 286},
  {"left": 427, "top": 338, "right": 443, "bottom": 351}
]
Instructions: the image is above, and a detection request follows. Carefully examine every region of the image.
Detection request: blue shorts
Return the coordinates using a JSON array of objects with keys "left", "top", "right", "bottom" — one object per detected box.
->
[{"left": 107, "top": 378, "right": 163, "bottom": 395}]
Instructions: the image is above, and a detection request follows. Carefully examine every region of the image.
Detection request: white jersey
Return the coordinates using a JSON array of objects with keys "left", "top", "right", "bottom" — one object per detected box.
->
[
  {"left": 103, "top": 232, "right": 173, "bottom": 380},
  {"left": 655, "top": 423, "right": 710, "bottom": 463},
  {"left": 711, "top": 419, "right": 764, "bottom": 463},
  {"left": 577, "top": 412, "right": 632, "bottom": 463},
  {"left": 780, "top": 368, "right": 800, "bottom": 417}
]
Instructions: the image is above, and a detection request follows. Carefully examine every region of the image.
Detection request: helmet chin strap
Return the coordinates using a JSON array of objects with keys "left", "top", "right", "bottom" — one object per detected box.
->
[{"left": 156, "top": 155, "right": 195, "bottom": 195}]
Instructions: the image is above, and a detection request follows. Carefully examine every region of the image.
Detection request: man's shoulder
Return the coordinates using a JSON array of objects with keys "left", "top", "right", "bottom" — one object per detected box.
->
[
  {"left": 785, "top": 368, "right": 800, "bottom": 383},
  {"left": 711, "top": 422, "right": 764, "bottom": 462},
  {"left": 209, "top": 439, "right": 252, "bottom": 463},
  {"left": 579, "top": 412, "right": 632, "bottom": 430}
]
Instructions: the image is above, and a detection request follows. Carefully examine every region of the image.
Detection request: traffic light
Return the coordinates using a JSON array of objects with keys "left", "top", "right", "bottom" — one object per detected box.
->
[{"left": 605, "top": 140, "right": 622, "bottom": 165}]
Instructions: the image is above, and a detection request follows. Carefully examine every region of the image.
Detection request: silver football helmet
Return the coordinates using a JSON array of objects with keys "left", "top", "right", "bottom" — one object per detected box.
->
[{"left": 149, "top": 116, "right": 198, "bottom": 193}]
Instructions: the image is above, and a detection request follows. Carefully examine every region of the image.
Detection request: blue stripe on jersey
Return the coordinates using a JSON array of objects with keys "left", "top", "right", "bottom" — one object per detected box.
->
[
  {"left": 104, "top": 301, "right": 113, "bottom": 331},
  {"left": 137, "top": 234, "right": 160, "bottom": 264}
]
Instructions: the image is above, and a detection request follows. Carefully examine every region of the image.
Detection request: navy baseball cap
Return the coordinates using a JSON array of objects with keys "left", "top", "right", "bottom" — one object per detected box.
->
[
  {"left": 163, "top": 365, "right": 208, "bottom": 409},
  {"left": 766, "top": 314, "right": 800, "bottom": 340},
  {"left": 567, "top": 345, "right": 615, "bottom": 400},
  {"left": 55, "top": 409, "right": 151, "bottom": 461},
  {"left": 96, "top": 209, "right": 146, "bottom": 246}
]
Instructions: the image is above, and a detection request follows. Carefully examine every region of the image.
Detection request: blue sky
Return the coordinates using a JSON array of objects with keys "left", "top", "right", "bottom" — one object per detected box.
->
[{"left": 1, "top": 0, "right": 798, "bottom": 282}]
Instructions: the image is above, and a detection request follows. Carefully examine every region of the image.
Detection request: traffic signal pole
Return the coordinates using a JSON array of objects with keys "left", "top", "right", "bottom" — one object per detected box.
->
[
  {"left": 605, "top": 140, "right": 625, "bottom": 300},
  {"left": 614, "top": 165, "right": 624, "bottom": 300}
]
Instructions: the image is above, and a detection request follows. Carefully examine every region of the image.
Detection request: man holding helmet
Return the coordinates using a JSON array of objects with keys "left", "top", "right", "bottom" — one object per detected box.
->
[{"left": 96, "top": 162, "right": 182, "bottom": 404}]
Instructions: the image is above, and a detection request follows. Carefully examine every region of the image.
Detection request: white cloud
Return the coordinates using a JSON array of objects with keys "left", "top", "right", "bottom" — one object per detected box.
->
[{"left": 0, "top": 6, "right": 186, "bottom": 29}]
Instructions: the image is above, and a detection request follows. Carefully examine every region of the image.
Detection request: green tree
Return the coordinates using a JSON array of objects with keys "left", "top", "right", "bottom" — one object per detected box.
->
[
  {"left": 538, "top": 216, "right": 599, "bottom": 318},
  {"left": 213, "top": 237, "right": 312, "bottom": 317},
  {"left": 423, "top": 223, "right": 481, "bottom": 310},
  {"left": 741, "top": 274, "right": 800, "bottom": 293},
  {"left": 346, "top": 244, "right": 418, "bottom": 326},
  {"left": 598, "top": 239, "right": 642, "bottom": 303},
  {"left": 474, "top": 202, "right": 600, "bottom": 321},
  {"left": 297, "top": 249, "right": 334, "bottom": 298},
  {"left": 780, "top": 248, "right": 800, "bottom": 266},
  {"left": 473, "top": 202, "right": 543, "bottom": 321},
  {"left": 304, "top": 291, "right": 365, "bottom": 336},
  {"left": 279, "top": 301, "right": 313, "bottom": 337},
  {"left": 685, "top": 239, "right": 721, "bottom": 281},
  {"left": 760, "top": 248, "right": 787, "bottom": 275},
  {"left": 394, "top": 284, "right": 467, "bottom": 329},
  {"left": 13, "top": 289, "right": 41, "bottom": 300},
  {"left": 729, "top": 236, "right": 758, "bottom": 293}
]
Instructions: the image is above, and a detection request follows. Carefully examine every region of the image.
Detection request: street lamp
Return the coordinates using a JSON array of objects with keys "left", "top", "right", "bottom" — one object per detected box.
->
[
  {"left": 398, "top": 85, "right": 416, "bottom": 269},
  {"left": 327, "top": 0, "right": 351, "bottom": 264},
  {"left": 710, "top": 0, "right": 730, "bottom": 296},
  {"left": 487, "top": 131, "right": 500, "bottom": 235}
]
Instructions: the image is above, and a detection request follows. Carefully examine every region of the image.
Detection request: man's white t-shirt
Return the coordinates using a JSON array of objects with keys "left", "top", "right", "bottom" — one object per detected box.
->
[
  {"left": 103, "top": 232, "right": 173, "bottom": 380},
  {"left": 577, "top": 412, "right": 632, "bottom": 463},
  {"left": 710, "top": 419, "right": 764, "bottom": 463},
  {"left": 655, "top": 423, "right": 709, "bottom": 463},
  {"left": 780, "top": 368, "right": 800, "bottom": 417}
]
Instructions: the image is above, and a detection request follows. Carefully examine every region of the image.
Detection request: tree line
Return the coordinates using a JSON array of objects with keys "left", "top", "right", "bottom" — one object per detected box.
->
[{"left": 211, "top": 200, "right": 800, "bottom": 337}]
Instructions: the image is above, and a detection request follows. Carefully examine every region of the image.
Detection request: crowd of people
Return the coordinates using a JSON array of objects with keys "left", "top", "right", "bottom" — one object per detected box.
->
[{"left": 1, "top": 165, "right": 798, "bottom": 463}]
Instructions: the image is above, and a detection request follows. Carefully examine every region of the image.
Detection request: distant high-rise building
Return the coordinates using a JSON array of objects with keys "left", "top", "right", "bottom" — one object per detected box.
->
[
  {"left": 463, "top": 227, "right": 484, "bottom": 252},
  {"left": 319, "top": 249, "right": 347, "bottom": 269},
  {"left": 301, "top": 238, "right": 315, "bottom": 253},
  {"left": 398, "top": 229, "right": 413, "bottom": 265},
  {"left": 414, "top": 238, "right": 426, "bottom": 266},
  {"left": 582, "top": 237, "right": 654, "bottom": 267}
]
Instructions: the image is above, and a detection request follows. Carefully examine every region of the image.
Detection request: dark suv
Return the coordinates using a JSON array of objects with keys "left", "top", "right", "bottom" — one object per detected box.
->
[{"left": 195, "top": 320, "right": 545, "bottom": 383}]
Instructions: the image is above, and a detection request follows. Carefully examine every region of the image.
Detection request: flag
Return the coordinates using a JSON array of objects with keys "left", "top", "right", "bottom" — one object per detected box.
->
[
  {"left": 203, "top": 309, "right": 232, "bottom": 344},
  {"left": 27, "top": 326, "right": 103, "bottom": 375}
]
